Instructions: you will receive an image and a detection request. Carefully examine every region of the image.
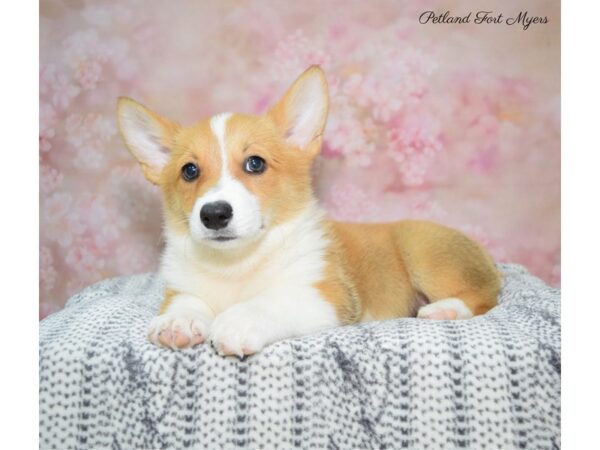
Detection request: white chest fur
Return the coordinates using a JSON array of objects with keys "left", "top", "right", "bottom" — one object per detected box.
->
[{"left": 160, "top": 203, "right": 330, "bottom": 314}]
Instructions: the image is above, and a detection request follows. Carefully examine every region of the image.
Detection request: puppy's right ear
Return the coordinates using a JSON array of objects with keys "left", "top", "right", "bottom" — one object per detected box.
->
[{"left": 117, "top": 97, "right": 179, "bottom": 184}]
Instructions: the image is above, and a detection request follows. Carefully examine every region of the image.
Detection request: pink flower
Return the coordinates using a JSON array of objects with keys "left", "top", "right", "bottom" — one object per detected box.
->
[
  {"left": 42, "top": 192, "right": 85, "bottom": 247},
  {"left": 387, "top": 115, "right": 443, "bottom": 186},
  {"left": 65, "top": 236, "right": 106, "bottom": 275},
  {"left": 40, "top": 64, "right": 80, "bottom": 110},
  {"left": 63, "top": 30, "right": 110, "bottom": 66},
  {"left": 323, "top": 181, "right": 380, "bottom": 221},
  {"left": 342, "top": 73, "right": 404, "bottom": 122},
  {"left": 75, "top": 60, "right": 103, "bottom": 90},
  {"left": 341, "top": 46, "right": 436, "bottom": 122},
  {"left": 106, "top": 166, "right": 161, "bottom": 225},
  {"left": 87, "top": 199, "right": 129, "bottom": 248},
  {"left": 65, "top": 113, "right": 116, "bottom": 169},
  {"left": 81, "top": 4, "right": 133, "bottom": 28},
  {"left": 44, "top": 192, "right": 72, "bottom": 223},
  {"left": 468, "top": 146, "right": 499, "bottom": 174},
  {"left": 324, "top": 98, "right": 376, "bottom": 166},
  {"left": 39, "top": 104, "right": 57, "bottom": 153},
  {"left": 270, "top": 30, "right": 332, "bottom": 82},
  {"left": 66, "top": 113, "right": 115, "bottom": 147},
  {"left": 40, "top": 246, "right": 57, "bottom": 292},
  {"left": 39, "top": 64, "right": 57, "bottom": 98},
  {"left": 40, "top": 165, "right": 63, "bottom": 195},
  {"left": 115, "top": 240, "right": 160, "bottom": 274},
  {"left": 39, "top": 131, "right": 55, "bottom": 153},
  {"left": 52, "top": 72, "right": 80, "bottom": 110}
]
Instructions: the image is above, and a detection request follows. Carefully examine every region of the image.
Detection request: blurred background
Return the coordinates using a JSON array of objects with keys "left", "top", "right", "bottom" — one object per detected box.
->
[{"left": 39, "top": 0, "right": 560, "bottom": 319}]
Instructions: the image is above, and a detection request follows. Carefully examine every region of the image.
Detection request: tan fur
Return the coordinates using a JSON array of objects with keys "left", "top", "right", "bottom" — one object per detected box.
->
[
  {"left": 159, "top": 288, "right": 178, "bottom": 314},
  {"left": 119, "top": 106, "right": 319, "bottom": 237},
  {"left": 118, "top": 66, "right": 501, "bottom": 328},
  {"left": 316, "top": 221, "right": 502, "bottom": 323},
  {"left": 220, "top": 114, "right": 317, "bottom": 227},
  {"left": 314, "top": 222, "right": 362, "bottom": 324}
]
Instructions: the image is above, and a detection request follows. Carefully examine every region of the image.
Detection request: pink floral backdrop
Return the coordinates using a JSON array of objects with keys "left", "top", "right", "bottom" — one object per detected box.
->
[{"left": 39, "top": 0, "right": 560, "bottom": 319}]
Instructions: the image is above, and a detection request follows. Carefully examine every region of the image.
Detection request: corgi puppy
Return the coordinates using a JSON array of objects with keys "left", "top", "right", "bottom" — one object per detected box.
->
[{"left": 117, "top": 66, "right": 501, "bottom": 357}]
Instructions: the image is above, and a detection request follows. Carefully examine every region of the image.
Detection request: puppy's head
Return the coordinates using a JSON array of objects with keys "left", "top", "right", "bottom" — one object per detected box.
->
[{"left": 117, "top": 66, "right": 328, "bottom": 249}]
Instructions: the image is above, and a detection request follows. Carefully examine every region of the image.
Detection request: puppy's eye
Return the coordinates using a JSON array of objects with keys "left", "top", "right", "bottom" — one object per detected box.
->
[
  {"left": 244, "top": 156, "right": 266, "bottom": 174},
  {"left": 181, "top": 163, "right": 200, "bottom": 181}
]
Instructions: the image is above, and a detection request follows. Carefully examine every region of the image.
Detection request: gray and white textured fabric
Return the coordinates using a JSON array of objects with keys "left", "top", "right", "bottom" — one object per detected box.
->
[{"left": 39, "top": 264, "right": 561, "bottom": 450}]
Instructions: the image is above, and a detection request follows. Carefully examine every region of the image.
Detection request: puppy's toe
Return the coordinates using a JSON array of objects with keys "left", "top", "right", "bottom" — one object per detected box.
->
[
  {"left": 209, "top": 305, "right": 272, "bottom": 357},
  {"left": 159, "top": 329, "right": 174, "bottom": 347},
  {"left": 190, "top": 333, "right": 204, "bottom": 346},
  {"left": 173, "top": 330, "right": 190, "bottom": 348},
  {"left": 148, "top": 313, "right": 211, "bottom": 349}
]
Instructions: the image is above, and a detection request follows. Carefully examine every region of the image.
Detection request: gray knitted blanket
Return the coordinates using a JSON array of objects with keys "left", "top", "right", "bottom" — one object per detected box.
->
[{"left": 39, "top": 264, "right": 560, "bottom": 450}]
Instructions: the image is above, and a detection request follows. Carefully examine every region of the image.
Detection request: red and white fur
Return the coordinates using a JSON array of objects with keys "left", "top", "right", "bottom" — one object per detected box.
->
[{"left": 117, "top": 66, "right": 501, "bottom": 357}]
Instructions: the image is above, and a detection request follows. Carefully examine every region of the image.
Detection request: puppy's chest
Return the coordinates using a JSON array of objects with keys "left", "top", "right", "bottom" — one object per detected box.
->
[
  {"left": 177, "top": 272, "right": 263, "bottom": 313},
  {"left": 163, "top": 252, "right": 325, "bottom": 315}
]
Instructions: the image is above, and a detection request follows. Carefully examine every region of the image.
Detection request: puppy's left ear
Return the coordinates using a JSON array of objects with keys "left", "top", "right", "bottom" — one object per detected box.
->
[{"left": 268, "top": 66, "right": 329, "bottom": 156}]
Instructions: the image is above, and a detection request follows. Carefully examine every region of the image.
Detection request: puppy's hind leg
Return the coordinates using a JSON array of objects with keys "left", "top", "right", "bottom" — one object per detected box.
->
[{"left": 394, "top": 220, "right": 502, "bottom": 321}]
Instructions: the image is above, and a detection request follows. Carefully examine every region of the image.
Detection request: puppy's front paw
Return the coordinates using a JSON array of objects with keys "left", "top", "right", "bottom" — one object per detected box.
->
[
  {"left": 148, "top": 313, "right": 210, "bottom": 349},
  {"left": 209, "top": 304, "right": 274, "bottom": 357}
]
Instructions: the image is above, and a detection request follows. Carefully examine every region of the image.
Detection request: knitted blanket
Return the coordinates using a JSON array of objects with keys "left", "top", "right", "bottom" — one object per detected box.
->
[{"left": 39, "top": 264, "right": 561, "bottom": 449}]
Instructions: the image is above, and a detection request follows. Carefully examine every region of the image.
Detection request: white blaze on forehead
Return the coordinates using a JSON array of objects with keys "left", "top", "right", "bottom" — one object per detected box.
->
[
  {"left": 187, "top": 112, "right": 263, "bottom": 244},
  {"left": 209, "top": 112, "right": 232, "bottom": 176}
]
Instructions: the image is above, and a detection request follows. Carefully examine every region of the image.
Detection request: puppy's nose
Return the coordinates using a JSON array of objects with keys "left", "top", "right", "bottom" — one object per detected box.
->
[{"left": 200, "top": 201, "right": 233, "bottom": 230}]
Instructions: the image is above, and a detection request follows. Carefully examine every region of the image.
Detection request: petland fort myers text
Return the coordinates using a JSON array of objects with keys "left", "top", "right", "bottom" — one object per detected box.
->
[{"left": 419, "top": 11, "right": 548, "bottom": 31}]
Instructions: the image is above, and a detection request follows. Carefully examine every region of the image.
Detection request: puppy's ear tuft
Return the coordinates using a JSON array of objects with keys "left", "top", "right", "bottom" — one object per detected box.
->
[
  {"left": 117, "top": 97, "right": 179, "bottom": 184},
  {"left": 269, "top": 66, "right": 329, "bottom": 154}
]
